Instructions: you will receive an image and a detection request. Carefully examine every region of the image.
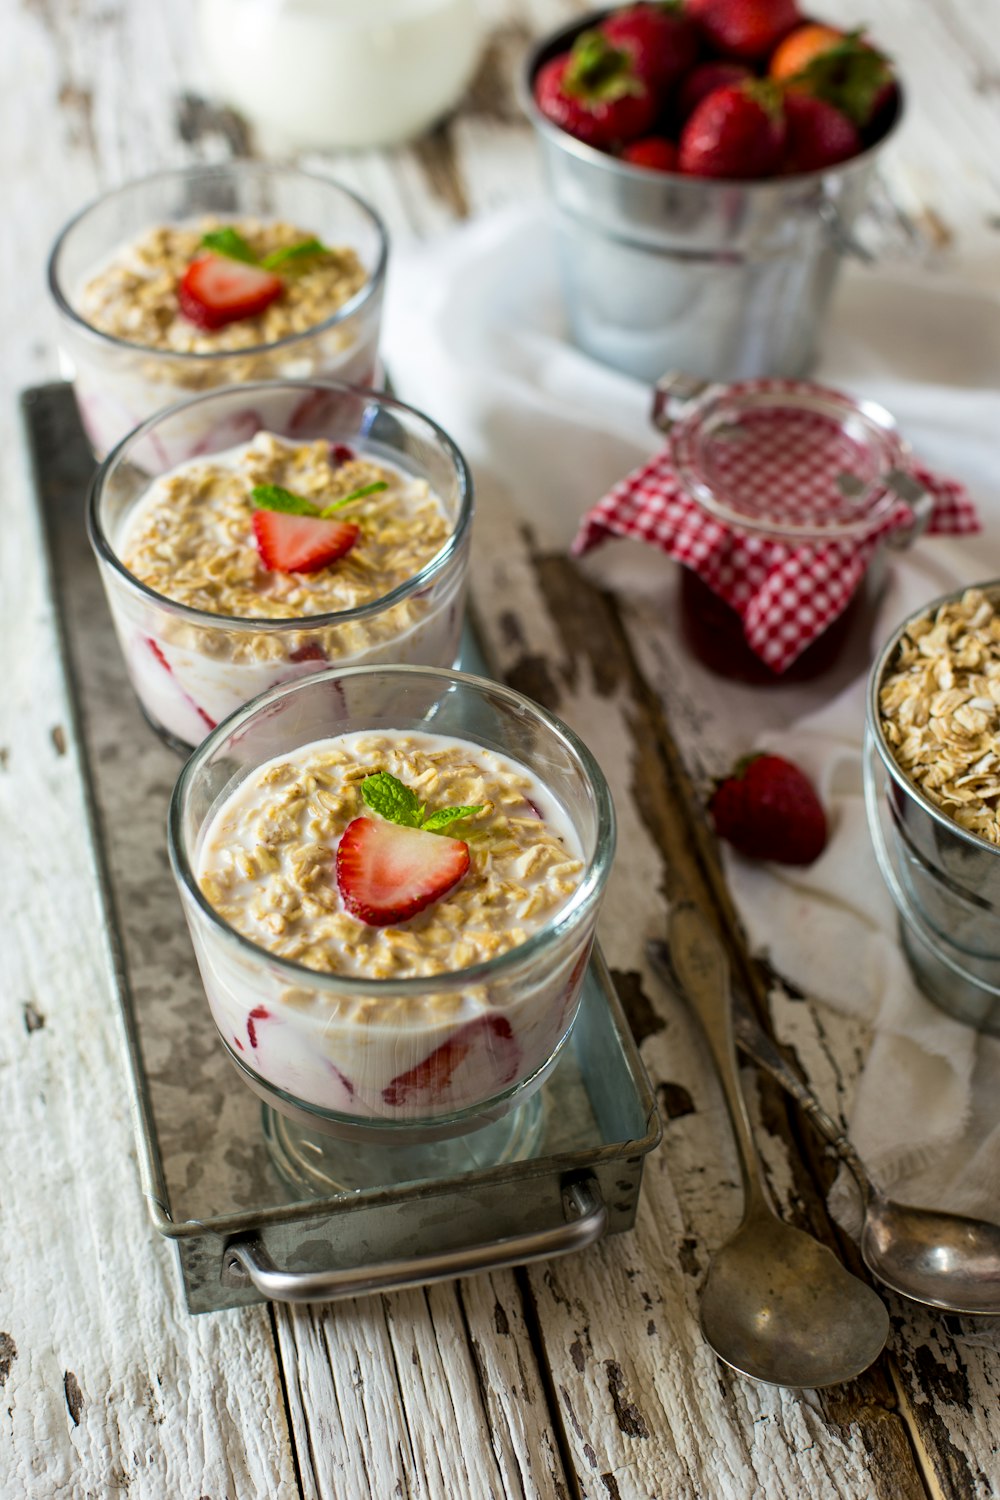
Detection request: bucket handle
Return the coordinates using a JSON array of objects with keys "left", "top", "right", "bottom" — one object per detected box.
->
[
  {"left": 818, "top": 199, "right": 876, "bottom": 265},
  {"left": 883, "top": 470, "right": 934, "bottom": 549},
  {"left": 651, "top": 372, "right": 714, "bottom": 433}
]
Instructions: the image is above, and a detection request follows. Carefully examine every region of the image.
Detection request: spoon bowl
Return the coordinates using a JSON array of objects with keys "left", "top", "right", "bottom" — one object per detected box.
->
[
  {"left": 862, "top": 1198, "right": 1000, "bottom": 1315},
  {"left": 650, "top": 935, "right": 1000, "bottom": 1318},
  {"left": 701, "top": 1209, "right": 891, "bottom": 1387}
]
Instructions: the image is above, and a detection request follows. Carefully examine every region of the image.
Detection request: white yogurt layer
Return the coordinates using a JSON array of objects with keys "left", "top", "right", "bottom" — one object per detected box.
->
[
  {"left": 72, "top": 336, "right": 378, "bottom": 466},
  {"left": 189, "top": 730, "right": 591, "bottom": 1120}
]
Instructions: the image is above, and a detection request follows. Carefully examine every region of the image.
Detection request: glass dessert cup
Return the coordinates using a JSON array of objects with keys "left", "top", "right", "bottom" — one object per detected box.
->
[
  {"left": 48, "top": 162, "right": 387, "bottom": 460},
  {"left": 87, "top": 379, "right": 473, "bottom": 754},
  {"left": 168, "top": 665, "right": 616, "bottom": 1193}
]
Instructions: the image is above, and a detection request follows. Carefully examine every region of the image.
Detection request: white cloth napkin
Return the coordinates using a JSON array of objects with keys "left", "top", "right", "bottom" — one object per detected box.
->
[{"left": 383, "top": 204, "right": 1000, "bottom": 1226}]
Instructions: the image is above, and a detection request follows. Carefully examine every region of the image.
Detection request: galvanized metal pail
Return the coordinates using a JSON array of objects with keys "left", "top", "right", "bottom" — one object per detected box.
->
[
  {"left": 866, "top": 583, "right": 1000, "bottom": 1032},
  {"left": 520, "top": 11, "right": 902, "bottom": 383}
]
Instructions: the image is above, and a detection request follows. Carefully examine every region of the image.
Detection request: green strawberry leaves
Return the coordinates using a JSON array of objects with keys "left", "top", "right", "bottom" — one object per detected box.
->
[
  {"left": 361, "top": 771, "right": 483, "bottom": 834},
  {"left": 789, "top": 33, "right": 893, "bottom": 127},
  {"left": 565, "top": 30, "right": 642, "bottom": 102}
]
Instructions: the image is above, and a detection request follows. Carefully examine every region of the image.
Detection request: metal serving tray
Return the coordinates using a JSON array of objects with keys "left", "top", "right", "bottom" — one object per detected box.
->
[{"left": 24, "top": 382, "right": 661, "bottom": 1314}]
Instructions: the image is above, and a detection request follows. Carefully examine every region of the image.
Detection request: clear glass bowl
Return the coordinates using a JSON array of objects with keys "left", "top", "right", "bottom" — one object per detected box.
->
[
  {"left": 168, "top": 666, "right": 616, "bottom": 1145},
  {"left": 48, "top": 162, "right": 388, "bottom": 459},
  {"left": 87, "top": 380, "right": 473, "bottom": 752}
]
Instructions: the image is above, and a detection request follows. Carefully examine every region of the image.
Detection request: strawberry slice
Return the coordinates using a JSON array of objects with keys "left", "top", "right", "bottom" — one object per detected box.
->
[
  {"left": 336, "top": 817, "right": 469, "bottom": 926},
  {"left": 178, "top": 253, "right": 283, "bottom": 330},
  {"left": 288, "top": 641, "right": 328, "bottom": 663},
  {"left": 145, "top": 637, "right": 216, "bottom": 730},
  {"left": 246, "top": 1005, "right": 270, "bottom": 1049},
  {"left": 252, "top": 510, "right": 359, "bottom": 574},
  {"left": 382, "top": 1015, "right": 521, "bottom": 1107}
]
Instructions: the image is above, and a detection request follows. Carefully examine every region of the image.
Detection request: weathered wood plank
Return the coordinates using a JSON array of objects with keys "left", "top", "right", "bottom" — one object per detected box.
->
[
  {"left": 6, "top": 0, "right": 1000, "bottom": 1494},
  {"left": 1, "top": 3, "right": 304, "bottom": 1498}
]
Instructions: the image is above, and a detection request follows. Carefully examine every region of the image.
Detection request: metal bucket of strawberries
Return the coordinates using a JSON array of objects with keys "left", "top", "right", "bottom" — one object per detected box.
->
[{"left": 519, "top": 2, "right": 902, "bottom": 383}]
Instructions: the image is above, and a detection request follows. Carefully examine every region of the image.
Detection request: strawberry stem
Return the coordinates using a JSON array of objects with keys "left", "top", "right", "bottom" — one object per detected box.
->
[{"left": 564, "top": 30, "right": 641, "bottom": 102}]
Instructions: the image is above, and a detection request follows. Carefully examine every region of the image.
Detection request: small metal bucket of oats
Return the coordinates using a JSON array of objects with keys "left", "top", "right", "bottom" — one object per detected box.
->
[{"left": 866, "top": 583, "right": 1000, "bottom": 1031}]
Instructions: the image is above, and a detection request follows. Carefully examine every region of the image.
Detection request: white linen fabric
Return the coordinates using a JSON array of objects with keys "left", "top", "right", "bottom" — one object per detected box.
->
[{"left": 383, "top": 204, "right": 1000, "bottom": 1225}]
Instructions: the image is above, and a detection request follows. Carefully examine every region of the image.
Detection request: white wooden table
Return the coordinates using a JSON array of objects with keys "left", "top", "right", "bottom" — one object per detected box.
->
[{"left": 5, "top": 2, "right": 1000, "bottom": 1495}]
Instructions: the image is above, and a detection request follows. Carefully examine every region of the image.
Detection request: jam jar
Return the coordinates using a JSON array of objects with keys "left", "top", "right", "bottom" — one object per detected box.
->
[{"left": 652, "top": 375, "right": 932, "bottom": 684}]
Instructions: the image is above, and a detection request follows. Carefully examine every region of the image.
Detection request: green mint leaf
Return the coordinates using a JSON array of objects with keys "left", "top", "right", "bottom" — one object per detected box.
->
[
  {"left": 201, "top": 228, "right": 260, "bottom": 265},
  {"left": 319, "top": 481, "right": 389, "bottom": 517},
  {"left": 261, "top": 237, "right": 328, "bottom": 271},
  {"left": 361, "top": 772, "right": 424, "bottom": 828},
  {"left": 251, "top": 484, "right": 320, "bottom": 517},
  {"left": 421, "top": 805, "right": 484, "bottom": 833}
]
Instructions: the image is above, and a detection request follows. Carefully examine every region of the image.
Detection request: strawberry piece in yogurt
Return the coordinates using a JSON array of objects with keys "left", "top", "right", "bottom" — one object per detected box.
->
[{"left": 382, "top": 1015, "right": 521, "bottom": 1108}]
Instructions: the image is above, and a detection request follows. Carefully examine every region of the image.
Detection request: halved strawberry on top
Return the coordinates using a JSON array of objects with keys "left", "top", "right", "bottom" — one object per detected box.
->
[
  {"left": 252, "top": 510, "right": 359, "bottom": 574},
  {"left": 178, "top": 253, "right": 284, "bottom": 330},
  {"left": 336, "top": 817, "right": 470, "bottom": 926}
]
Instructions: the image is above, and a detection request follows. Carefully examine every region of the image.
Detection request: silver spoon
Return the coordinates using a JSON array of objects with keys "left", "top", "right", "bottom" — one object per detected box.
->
[
  {"left": 649, "top": 936, "right": 1000, "bottom": 1317},
  {"left": 665, "top": 904, "right": 889, "bottom": 1387}
]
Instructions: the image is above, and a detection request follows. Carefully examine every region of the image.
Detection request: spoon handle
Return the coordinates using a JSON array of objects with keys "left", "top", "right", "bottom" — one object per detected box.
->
[
  {"left": 729, "top": 1002, "right": 872, "bottom": 1197},
  {"left": 667, "top": 905, "right": 770, "bottom": 1213},
  {"left": 649, "top": 936, "right": 872, "bottom": 1197}
]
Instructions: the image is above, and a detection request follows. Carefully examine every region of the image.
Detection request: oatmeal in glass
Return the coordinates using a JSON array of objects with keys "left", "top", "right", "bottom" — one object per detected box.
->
[
  {"left": 49, "top": 164, "right": 387, "bottom": 459},
  {"left": 169, "top": 667, "right": 615, "bottom": 1126},
  {"left": 194, "top": 729, "right": 588, "bottom": 1118},
  {"left": 79, "top": 218, "right": 369, "bottom": 355},
  {"left": 88, "top": 382, "right": 472, "bottom": 751}
]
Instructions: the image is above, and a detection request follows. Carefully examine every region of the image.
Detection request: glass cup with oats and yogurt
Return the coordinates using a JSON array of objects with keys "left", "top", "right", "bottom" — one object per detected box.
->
[
  {"left": 88, "top": 380, "right": 473, "bottom": 752},
  {"left": 168, "top": 665, "right": 615, "bottom": 1185},
  {"left": 48, "top": 163, "right": 387, "bottom": 460}
]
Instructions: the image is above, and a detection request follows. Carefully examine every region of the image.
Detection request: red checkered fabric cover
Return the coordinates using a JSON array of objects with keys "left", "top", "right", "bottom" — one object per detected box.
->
[{"left": 572, "top": 434, "right": 979, "bottom": 674}]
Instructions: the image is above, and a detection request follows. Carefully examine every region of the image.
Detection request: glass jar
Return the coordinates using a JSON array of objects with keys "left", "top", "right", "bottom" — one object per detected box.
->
[{"left": 652, "top": 375, "right": 932, "bottom": 684}]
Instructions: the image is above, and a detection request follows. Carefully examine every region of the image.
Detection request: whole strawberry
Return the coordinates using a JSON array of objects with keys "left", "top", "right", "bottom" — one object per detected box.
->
[
  {"left": 676, "top": 60, "right": 752, "bottom": 125},
  {"left": 602, "top": 3, "right": 699, "bottom": 95},
  {"left": 782, "top": 91, "right": 860, "bottom": 173},
  {"left": 686, "top": 0, "right": 800, "bottom": 61},
  {"left": 679, "top": 80, "right": 786, "bottom": 179},
  {"left": 534, "top": 29, "right": 657, "bottom": 150},
  {"left": 709, "top": 753, "right": 828, "bottom": 865},
  {"left": 771, "top": 24, "right": 896, "bottom": 131},
  {"left": 621, "top": 135, "right": 679, "bottom": 171}
]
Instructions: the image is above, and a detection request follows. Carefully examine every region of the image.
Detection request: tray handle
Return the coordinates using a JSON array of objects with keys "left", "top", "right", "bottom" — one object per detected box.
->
[{"left": 220, "top": 1176, "right": 607, "bottom": 1303}]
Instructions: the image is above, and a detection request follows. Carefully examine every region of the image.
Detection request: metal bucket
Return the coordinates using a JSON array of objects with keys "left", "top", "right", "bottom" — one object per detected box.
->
[
  {"left": 520, "top": 10, "right": 902, "bottom": 383},
  {"left": 866, "top": 583, "right": 1000, "bottom": 1032}
]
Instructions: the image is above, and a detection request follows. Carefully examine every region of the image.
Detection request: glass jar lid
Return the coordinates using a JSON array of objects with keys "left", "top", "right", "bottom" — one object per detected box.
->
[{"left": 654, "top": 377, "right": 911, "bottom": 542}]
